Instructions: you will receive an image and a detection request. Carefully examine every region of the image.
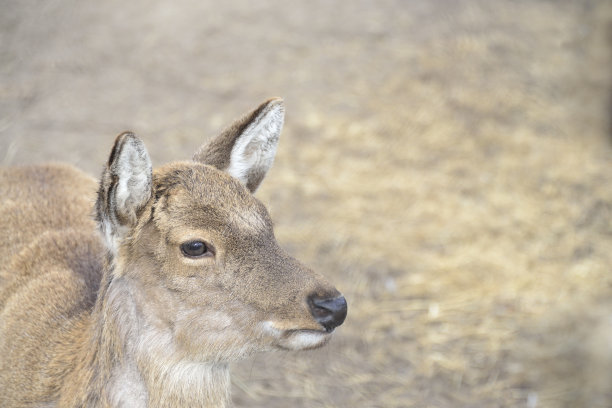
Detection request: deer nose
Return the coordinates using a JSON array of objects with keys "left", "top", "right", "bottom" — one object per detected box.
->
[{"left": 307, "top": 294, "right": 348, "bottom": 332}]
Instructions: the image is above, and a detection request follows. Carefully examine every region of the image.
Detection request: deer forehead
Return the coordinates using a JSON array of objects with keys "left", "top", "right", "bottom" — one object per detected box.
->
[{"left": 151, "top": 163, "right": 272, "bottom": 236}]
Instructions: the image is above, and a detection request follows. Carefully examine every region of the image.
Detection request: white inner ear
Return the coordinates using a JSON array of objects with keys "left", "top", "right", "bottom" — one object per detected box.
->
[
  {"left": 226, "top": 104, "right": 284, "bottom": 187},
  {"left": 114, "top": 139, "right": 153, "bottom": 222}
]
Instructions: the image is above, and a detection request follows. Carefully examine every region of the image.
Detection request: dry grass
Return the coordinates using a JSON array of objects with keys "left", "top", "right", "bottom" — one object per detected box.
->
[{"left": 1, "top": 1, "right": 612, "bottom": 407}]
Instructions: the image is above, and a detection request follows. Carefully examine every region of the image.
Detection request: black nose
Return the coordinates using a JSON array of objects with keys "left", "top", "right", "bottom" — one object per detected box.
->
[{"left": 308, "top": 294, "right": 348, "bottom": 332}]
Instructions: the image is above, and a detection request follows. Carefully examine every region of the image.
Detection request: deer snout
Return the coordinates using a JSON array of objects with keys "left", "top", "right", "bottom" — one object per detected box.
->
[{"left": 307, "top": 294, "right": 348, "bottom": 332}]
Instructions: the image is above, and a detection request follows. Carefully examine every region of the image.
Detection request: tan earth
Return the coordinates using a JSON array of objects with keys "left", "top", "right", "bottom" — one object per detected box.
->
[{"left": 1, "top": 1, "right": 611, "bottom": 407}]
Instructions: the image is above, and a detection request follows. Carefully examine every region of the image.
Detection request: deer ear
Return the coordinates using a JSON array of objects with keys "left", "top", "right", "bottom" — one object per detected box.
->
[
  {"left": 96, "top": 132, "right": 153, "bottom": 250},
  {"left": 193, "top": 98, "right": 284, "bottom": 193}
]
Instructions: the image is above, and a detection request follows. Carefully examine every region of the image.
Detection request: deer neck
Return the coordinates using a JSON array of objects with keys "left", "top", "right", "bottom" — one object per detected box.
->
[{"left": 84, "top": 269, "right": 232, "bottom": 408}]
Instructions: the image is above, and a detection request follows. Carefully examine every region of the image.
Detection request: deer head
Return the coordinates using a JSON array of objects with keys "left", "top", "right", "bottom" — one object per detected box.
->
[{"left": 94, "top": 98, "right": 347, "bottom": 366}]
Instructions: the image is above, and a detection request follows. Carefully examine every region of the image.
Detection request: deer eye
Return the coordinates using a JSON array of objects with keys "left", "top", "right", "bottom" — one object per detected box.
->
[{"left": 180, "top": 241, "right": 212, "bottom": 258}]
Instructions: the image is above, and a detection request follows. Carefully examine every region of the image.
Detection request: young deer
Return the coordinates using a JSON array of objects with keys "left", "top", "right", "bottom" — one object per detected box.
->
[{"left": 0, "top": 98, "right": 347, "bottom": 407}]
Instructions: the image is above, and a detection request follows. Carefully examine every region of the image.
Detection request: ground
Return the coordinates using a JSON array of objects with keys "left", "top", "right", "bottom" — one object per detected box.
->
[{"left": 1, "top": 1, "right": 611, "bottom": 407}]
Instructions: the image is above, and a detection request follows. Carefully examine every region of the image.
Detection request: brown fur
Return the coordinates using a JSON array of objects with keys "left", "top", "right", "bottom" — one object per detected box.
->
[{"left": 0, "top": 99, "right": 345, "bottom": 407}]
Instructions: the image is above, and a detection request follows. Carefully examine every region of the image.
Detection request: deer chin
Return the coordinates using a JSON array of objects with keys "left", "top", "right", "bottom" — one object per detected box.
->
[{"left": 260, "top": 321, "right": 332, "bottom": 351}]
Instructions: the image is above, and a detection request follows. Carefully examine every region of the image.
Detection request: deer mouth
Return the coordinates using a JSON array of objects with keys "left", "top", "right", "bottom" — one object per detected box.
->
[
  {"left": 260, "top": 322, "right": 333, "bottom": 351},
  {"left": 277, "top": 329, "right": 332, "bottom": 351}
]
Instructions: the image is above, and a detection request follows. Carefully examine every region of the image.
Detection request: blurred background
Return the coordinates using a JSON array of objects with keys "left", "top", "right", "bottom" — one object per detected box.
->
[{"left": 1, "top": 1, "right": 611, "bottom": 407}]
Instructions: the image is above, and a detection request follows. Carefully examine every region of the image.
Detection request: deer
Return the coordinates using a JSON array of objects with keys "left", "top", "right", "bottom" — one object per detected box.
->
[{"left": 0, "top": 98, "right": 347, "bottom": 408}]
